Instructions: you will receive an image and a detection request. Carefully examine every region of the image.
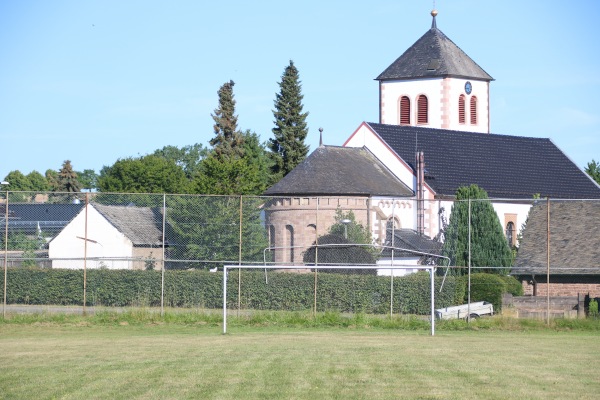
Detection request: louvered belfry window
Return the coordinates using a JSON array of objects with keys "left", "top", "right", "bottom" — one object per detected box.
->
[
  {"left": 470, "top": 96, "right": 477, "bottom": 125},
  {"left": 400, "top": 96, "right": 411, "bottom": 125},
  {"left": 417, "top": 95, "right": 428, "bottom": 124},
  {"left": 458, "top": 95, "right": 466, "bottom": 124}
]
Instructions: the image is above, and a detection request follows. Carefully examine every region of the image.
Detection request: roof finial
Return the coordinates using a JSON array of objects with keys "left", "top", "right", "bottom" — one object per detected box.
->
[
  {"left": 319, "top": 127, "right": 323, "bottom": 147},
  {"left": 431, "top": 9, "right": 438, "bottom": 29}
]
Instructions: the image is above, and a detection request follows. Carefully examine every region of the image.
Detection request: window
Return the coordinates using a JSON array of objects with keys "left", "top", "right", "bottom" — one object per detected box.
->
[
  {"left": 505, "top": 222, "right": 515, "bottom": 247},
  {"left": 470, "top": 96, "right": 477, "bottom": 125},
  {"left": 417, "top": 95, "right": 428, "bottom": 124},
  {"left": 268, "top": 225, "right": 276, "bottom": 260},
  {"left": 399, "top": 96, "right": 411, "bottom": 125},
  {"left": 387, "top": 217, "right": 400, "bottom": 230},
  {"left": 286, "top": 225, "right": 294, "bottom": 263},
  {"left": 458, "top": 95, "right": 466, "bottom": 124}
]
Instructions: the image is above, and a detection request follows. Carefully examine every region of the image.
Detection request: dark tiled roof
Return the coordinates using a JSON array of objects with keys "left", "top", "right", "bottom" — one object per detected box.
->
[
  {"left": 6, "top": 203, "right": 84, "bottom": 222},
  {"left": 264, "top": 146, "right": 414, "bottom": 197},
  {"left": 512, "top": 201, "right": 600, "bottom": 276},
  {"left": 381, "top": 229, "right": 442, "bottom": 258},
  {"left": 376, "top": 25, "right": 493, "bottom": 81},
  {"left": 3, "top": 203, "right": 84, "bottom": 234},
  {"left": 367, "top": 123, "right": 600, "bottom": 199},
  {"left": 93, "top": 203, "right": 164, "bottom": 246}
]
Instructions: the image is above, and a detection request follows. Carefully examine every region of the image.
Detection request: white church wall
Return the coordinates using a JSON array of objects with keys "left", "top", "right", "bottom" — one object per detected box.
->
[
  {"left": 380, "top": 78, "right": 443, "bottom": 127},
  {"left": 443, "top": 78, "right": 489, "bottom": 133},
  {"left": 379, "top": 77, "right": 489, "bottom": 133},
  {"left": 345, "top": 124, "right": 417, "bottom": 189}
]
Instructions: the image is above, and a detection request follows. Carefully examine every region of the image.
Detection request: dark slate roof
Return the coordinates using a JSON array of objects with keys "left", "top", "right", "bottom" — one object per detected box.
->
[
  {"left": 264, "top": 146, "right": 414, "bottom": 197},
  {"left": 2, "top": 203, "right": 84, "bottom": 234},
  {"left": 512, "top": 201, "right": 600, "bottom": 275},
  {"left": 366, "top": 123, "right": 600, "bottom": 199},
  {"left": 381, "top": 229, "right": 442, "bottom": 259},
  {"left": 376, "top": 22, "right": 493, "bottom": 81},
  {"left": 93, "top": 203, "right": 164, "bottom": 246}
]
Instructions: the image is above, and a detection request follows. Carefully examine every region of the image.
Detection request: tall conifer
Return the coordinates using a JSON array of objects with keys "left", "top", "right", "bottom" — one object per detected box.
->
[
  {"left": 269, "top": 60, "right": 309, "bottom": 179},
  {"left": 210, "top": 80, "right": 244, "bottom": 159},
  {"left": 56, "top": 160, "right": 81, "bottom": 193},
  {"left": 440, "top": 184, "right": 512, "bottom": 275}
]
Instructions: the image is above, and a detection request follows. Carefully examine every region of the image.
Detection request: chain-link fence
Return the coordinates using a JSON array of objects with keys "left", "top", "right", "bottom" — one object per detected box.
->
[{"left": 1, "top": 191, "right": 598, "bottom": 318}]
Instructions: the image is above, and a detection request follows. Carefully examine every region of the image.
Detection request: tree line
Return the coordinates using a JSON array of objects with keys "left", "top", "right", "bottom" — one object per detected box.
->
[{"left": 2, "top": 61, "right": 310, "bottom": 196}]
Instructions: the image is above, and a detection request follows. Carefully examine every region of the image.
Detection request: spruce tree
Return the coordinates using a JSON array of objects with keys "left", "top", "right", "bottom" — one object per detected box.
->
[
  {"left": 440, "top": 184, "right": 512, "bottom": 275},
  {"left": 56, "top": 160, "right": 81, "bottom": 193},
  {"left": 210, "top": 80, "right": 244, "bottom": 159},
  {"left": 269, "top": 60, "right": 309, "bottom": 179}
]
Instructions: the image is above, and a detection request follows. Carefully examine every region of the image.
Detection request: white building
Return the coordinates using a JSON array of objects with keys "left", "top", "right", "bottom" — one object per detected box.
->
[
  {"left": 49, "top": 203, "right": 165, "bottom": 270},
  {"left": 264, "top": 10, "right": 600, "bottom": 268}
]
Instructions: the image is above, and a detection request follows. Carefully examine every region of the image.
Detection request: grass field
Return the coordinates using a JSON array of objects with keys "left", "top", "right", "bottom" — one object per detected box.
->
[{"left": 1, "top": 313, "right": 599, "bottom": 399}]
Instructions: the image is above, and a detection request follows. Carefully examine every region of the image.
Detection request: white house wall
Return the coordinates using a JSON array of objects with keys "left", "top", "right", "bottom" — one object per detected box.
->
[
  {"left": 49, "top": 205, "right": 135, "bottom": 269},
  {"left": 377, "top": 257, "right": 422, "bottom": 277}
]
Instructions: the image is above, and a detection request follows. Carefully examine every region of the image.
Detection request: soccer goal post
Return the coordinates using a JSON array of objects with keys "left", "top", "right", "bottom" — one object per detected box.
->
[{"left": 222, "top": 264, "right": 437, "bottom": 336}]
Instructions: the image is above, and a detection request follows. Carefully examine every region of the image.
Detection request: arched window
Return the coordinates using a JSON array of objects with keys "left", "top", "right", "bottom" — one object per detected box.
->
[
  {"left": 505, "top": 222, "right": 515, "bottom": 246},
  {"left": 399, "top": 96, "right": 411, "bottom": 125},
  {"left": 268, "top": 225, "right": 276, "bottom": 261},
  {"left": 470, "top": 96, "right": 478, "bottom": 125},
  {"left": 458, "top": 95, "right": 466, "bottom": 124},
  {"left": 286, "top": 225, "right": 294, "bottom": 263},
  {"left": 417, "top": 95, "right": 428, "bottom": 125},
  {"left": 386, "top": 217, "right": 400, "bottom": 230}
]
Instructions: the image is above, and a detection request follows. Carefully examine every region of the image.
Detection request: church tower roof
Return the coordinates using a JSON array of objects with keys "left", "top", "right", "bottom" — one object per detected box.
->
[{"left": 376, "top": 11, "right": 493, "bottom": 82}]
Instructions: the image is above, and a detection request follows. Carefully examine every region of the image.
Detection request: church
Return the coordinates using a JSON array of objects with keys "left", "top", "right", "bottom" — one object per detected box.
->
[{"left": 264, "top": 10, "right": 600, "bottom": 267}]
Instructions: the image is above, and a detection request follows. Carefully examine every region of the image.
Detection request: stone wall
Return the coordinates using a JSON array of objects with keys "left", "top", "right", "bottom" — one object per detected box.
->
[
  {"left": 264, "top": 196, "right": 370, "bottom": 264},
  {"left": 520, "top": 278, "right": 600, "bottom": 297}
]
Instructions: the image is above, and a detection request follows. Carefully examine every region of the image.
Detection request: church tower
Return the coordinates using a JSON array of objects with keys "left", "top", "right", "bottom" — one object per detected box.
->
[{"left": 376, "top": 10, "right": 493, "bottom": 133}]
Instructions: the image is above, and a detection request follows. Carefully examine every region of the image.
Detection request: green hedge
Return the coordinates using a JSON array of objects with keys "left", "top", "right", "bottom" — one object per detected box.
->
[
  {"left": 460, "top": 273, "right": 506, "bottom": 311},
  {"left": 3, "top": 268, "right": 462, "bottom": 315}
]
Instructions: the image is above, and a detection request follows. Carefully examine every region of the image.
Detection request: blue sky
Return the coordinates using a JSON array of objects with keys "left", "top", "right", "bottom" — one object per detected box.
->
[{"left": 1, "top": 1, "right": 599, "bottom": 180}]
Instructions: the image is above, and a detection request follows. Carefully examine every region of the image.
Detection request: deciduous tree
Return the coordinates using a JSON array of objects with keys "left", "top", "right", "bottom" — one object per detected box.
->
[
  {"left": 77, "top": 169, "right": 99, "bottom": 191},
  {"left": 27, "top": 171, "right": 49, "bottom": 192},
  {"left": 153, "top": 144, "right": 207, "bottom": 180},
  {"left": 585, "top": 159, "right": 600, "bottom": 185},
  {"left": 98, "top": 155, "right": 188, "bottom": 194}
]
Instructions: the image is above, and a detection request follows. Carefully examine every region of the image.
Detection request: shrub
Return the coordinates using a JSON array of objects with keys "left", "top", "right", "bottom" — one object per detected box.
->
[
  {"left": 499, "top": 275, "right": 524, "bottom": 296},
  {"left": 463, "top": 273, "right": 506, "bottom": 312},
  {"left": 589, "top": 299, "right": 599, "bottom": 318}
]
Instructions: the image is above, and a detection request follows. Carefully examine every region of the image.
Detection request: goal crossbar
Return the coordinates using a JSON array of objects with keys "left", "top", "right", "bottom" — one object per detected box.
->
[{"left": 222, "top": 264, "right": 436, "bottom": 336}]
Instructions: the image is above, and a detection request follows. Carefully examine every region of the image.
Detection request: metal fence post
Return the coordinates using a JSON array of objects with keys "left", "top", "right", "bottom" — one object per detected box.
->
[
  {"left": 467, "top": 197, "right": 471, "bottom": 323},
  {"left": 238, "top": 195, "right": 242, "bottom": 315},
  {"left": 547, "top": 197, "right": 550, "bottom": 325},
  {"left": 313, "top": 197, "right": 319, "bottom": 316},
  {"left": 83, "top": 192, "right": 89, "bottom": 315},
  {"left": 390, "top": 198, "right": 396, "bottom": 318},
  {"left": 161, "top": 193, "right": 166, "bottom": 316},
  {"left": 3, "top": 190, "right": 8, "bottom": 318}
]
